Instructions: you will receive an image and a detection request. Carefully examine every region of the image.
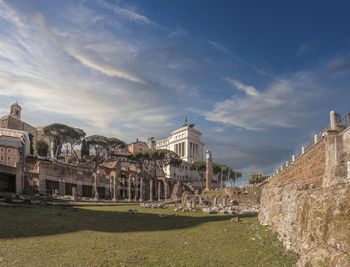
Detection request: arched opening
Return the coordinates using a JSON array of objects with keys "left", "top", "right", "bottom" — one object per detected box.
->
[
  {"left": 158, "top": 180, "right": 165, "bottom": 200},
  {"left": 0, "top": 172, "right": 15, "bottom": 192}
]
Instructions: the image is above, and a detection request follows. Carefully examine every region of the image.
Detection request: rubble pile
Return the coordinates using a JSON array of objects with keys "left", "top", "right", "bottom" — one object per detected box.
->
[
  {"left": 201, "top": 197, "right": 259, "bottom": 215},
  {"left": 140, "top": 202, "right": 166, "bottom": 209}
]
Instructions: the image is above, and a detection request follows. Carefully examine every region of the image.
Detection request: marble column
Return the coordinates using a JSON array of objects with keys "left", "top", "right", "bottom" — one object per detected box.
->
[{"left": 149, "top": 179, "right": 153, "bottom": 201}]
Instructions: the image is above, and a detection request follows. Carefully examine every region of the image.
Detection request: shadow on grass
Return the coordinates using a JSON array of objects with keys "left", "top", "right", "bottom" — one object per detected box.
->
[{"left": 0, "top": 205, "right": 252, "bottom": 239}]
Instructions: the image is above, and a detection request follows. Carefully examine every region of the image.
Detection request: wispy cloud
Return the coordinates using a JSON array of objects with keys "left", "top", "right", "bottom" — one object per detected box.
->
[
  {"left": 67, "top": 50, "right": 146, "bottom": 83},
  {"left": 98, "top": 0, "right": 156, "bottom": 26},
  {"left": 297, "top": 42, "right": 313, "bottom": 56},
  {"left": 169, "top": 24, "right": 188, "bottom": 38},
  {"left": 203, "top": 73, "right": 326, "bottom": 131},
  {"left": 223, "top": 78, "right": 259, "bottom": 97},
  {"left": 207, "top": 39, "right": 230, "bottom": 54},
  {"left": 327, "top": 54, "right": 350, "bottom": 73},
  {"left": 207, "top": 39, "right": 278, "bottom": 80},
  {"left": 0, "top": 1, "right": 173, "bottom": 140}
]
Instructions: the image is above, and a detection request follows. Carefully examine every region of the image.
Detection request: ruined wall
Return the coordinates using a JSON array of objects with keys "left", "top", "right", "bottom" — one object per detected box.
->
[
  {"left": 270, "top": 139, "right": 326, "bottom": 188},
  {"left": 323, "top": 128, "right": 350, "bottom": 187},
  {"left": 259, "top": 182, "right": 350, "bottom": 267}
]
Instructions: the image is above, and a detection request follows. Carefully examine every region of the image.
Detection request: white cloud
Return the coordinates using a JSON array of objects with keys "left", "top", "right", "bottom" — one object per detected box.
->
[
  {"left": 223, "top": 78, "right": 259, "bottom": 97},
  {"left": 203, "top": 73, "right": 325, "bottom": 131},
  {"left": 98, "top": 0, "right": 155, "bottom": 25},
  {"left": 0, "top": 1, "right": 174, "bottom": 141},
  {"left": 207, "top": 39, "right": 230, "bottom": 54},
  {"left": 66, "top": 49, "right": 146, "bottom": 84}
]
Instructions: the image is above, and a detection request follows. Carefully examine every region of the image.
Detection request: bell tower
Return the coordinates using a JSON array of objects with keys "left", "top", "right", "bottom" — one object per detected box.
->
[{"left": 10, "top": 102, "right": 21, "bottom": 119}]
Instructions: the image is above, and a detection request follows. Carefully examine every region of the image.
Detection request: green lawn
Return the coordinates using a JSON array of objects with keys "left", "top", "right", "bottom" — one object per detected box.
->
[{"left": 0, "top": 204, "right": 297, "bottom": 267}]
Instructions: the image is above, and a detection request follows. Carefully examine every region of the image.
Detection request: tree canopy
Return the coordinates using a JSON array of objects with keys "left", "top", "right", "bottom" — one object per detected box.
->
[
  {"left": 189, "top": 161, "right": 241, "bottom": 188},
  {"left": 130, "top": 149, "right": 182, "bottom": 177},
  {"left": 34, "top": 138, "right": 49, "bottom": 157},
  {"left": 249, "top": 175, "right": 268, "bottom": 184},
  {"left": 86, "top": 135, "right": 126, "bottom": 162},
  {"left": 43, "top": 123, "right": 86, "bottom": 159}
]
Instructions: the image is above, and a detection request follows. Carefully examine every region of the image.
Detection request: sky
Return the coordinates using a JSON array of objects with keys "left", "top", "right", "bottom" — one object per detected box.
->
[{"left": 0, "top": 0, "right": 350, "bottom": 185}]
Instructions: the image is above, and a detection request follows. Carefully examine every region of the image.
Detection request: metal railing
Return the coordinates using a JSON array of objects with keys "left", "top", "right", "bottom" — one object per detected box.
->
[{"left": 270, "top": 114, "right": 346, "bottom": 179}]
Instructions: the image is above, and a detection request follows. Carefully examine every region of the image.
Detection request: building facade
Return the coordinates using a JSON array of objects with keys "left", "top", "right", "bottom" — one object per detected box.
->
[
  {"left": 155, "top": 124, "right": 204, "bottom": 163},
  {"left": 0, "top": 102, "right": 38, "bottom": 138},
  {"left": 155, "top": 122, "right": 218, "bottom": 189},
  {"left": 128, "top": 141, "right": 149, "bottom": 154}
]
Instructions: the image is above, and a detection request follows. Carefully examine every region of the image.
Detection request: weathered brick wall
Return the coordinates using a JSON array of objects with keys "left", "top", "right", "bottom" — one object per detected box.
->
[{"left": 268, "top": 139, "right": 326, "bottom": 188}]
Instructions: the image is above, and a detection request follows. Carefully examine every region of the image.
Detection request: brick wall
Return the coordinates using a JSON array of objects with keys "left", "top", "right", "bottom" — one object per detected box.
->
[{"left": 269, "top": 139, "right": 326, "bottom": 188}]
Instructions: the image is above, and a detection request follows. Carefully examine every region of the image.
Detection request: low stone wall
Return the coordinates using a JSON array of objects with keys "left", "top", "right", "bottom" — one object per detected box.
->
[
  {"left": 259, "top": 181, "right": 350, "bottom": 266},
  {"left": 270, "top": 139, "right": 326, "bottom": 188}
]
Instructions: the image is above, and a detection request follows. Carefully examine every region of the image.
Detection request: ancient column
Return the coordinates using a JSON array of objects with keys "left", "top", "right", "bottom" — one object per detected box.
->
[
  {"left": 149, "top": 179, "right": 153, "bottom": 201},
  {"left": 93, "top": 174, "right": 99, "bottom": 200},
  {"left": 164, "top": 182, "right": 168, "bottom": 201},
  {"left": 314, "top": 134, "right": 318, "bottom": 144},
  {"left": 122, "top": 178, "right": 126, "bottom": 199},
  {"left": 213, "top": 197, "right": 217, "bottom": 207},
  {"left": 158, "top": 181, "right": 161, "bottom": 201},
  {"left": 112, "top": 175, "right": 117, "bottom": 201},
  {"left": 128, "top": 175, "right": 132, "bottom": 201},
  {"left": 134, "top": 177, "right": 139, "bottom": 202},
  {"left": 222, "top": 197, "right": 227, "bottom": 208},
  {"left": 109, "top": 177, "right": 113, "bottom": 199},
  {"left": 72, "top": 186, "right": 77, "bottom": 201},
  {"left": 205, "top": 150, "right": 213, "bottom": 190},
  {"left": 15, "top": 162, "right": 24, "bottom": 194},
  {"left": 139, "top": 177, "right": 144, "bottom": 202},
  {"left": 330, "top": 110, "right": 337, "bottom": 130}
]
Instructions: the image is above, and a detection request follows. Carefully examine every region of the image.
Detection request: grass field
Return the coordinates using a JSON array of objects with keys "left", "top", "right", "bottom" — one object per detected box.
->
[{"left": 0, "top": 204, "right": 297, "bottom": 266}]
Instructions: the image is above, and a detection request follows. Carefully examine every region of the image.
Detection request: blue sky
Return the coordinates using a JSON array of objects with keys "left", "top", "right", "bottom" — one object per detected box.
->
[{"left": 0, "top": 0, "right": 350, "bottom": 185}]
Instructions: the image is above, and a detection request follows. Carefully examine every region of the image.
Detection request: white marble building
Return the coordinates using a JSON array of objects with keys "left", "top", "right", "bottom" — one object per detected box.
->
[
  {"left": 155, "top": 122, "right": 217, "bottom": 188},
  {"left": 155, "top": 124, "right": 204, "bottom": 163}
]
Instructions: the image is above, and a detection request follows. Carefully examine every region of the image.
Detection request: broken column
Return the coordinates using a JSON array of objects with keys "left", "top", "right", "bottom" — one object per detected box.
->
[
  {"left": 222, "top": 197, "right": 227, "bottom": 208},
  {"left": 213, "top": 197, "right": 218, "bottom": 207},
  {"left": 72, "top": 186, "right": 77, "bottom": 201},
  {"left": 330, "top": 110, "right": 338, "bottom": 130},
  {"left": 186, "top": 200, "right": 192, "bottom": 209},
  {"left": 199, "top": 197, "right": 203, "bottom": 205},
  {"left": 205, "top": 150, "right": 213, "bottom": 190}
]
